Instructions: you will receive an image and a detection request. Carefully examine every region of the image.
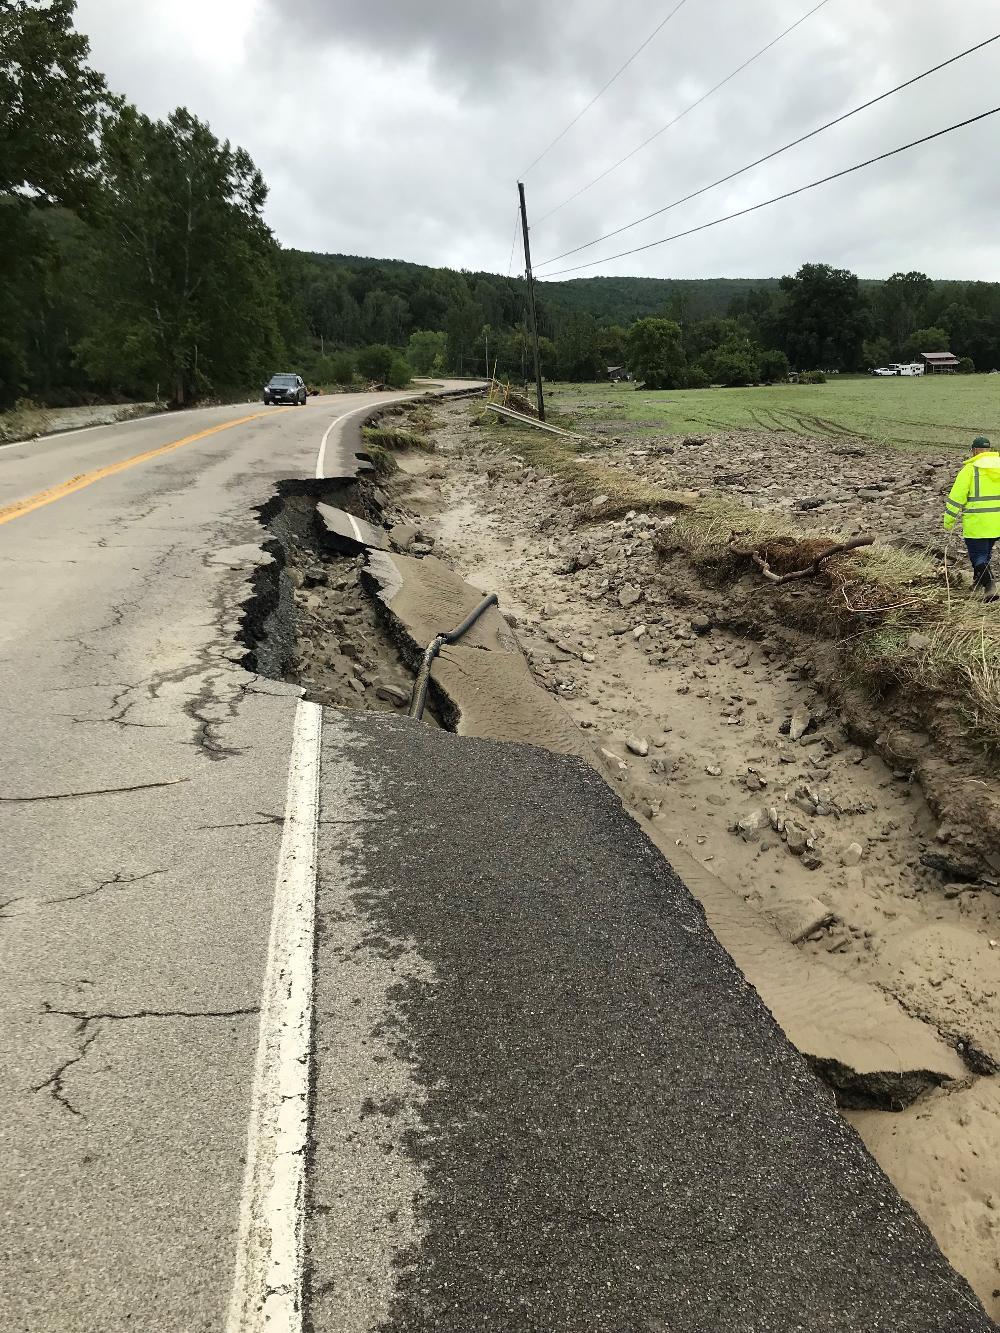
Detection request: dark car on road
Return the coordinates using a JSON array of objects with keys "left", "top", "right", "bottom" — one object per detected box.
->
[{"left": 263, "top": 372, "right": 307, "bottom": 406}]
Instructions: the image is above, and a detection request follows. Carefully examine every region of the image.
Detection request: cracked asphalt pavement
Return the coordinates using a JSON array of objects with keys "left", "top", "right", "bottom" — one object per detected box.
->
[{"left": 0, "top": 392, "right": 423, "bottom": 1332}]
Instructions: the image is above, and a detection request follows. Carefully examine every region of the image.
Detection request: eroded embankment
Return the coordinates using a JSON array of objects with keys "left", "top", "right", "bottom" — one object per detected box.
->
[
  {"left": 371, "top": 394, "right": 1000, "bottom": 1319},
  {"left": 239, "top": 474, "right": 430, "bottom": 719}
]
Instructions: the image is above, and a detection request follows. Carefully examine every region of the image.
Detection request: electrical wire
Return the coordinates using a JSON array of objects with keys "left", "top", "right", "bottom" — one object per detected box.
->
[
  {"left": 534, "top": 31, "right": 1000, "bottom": 270},
  {"left": 538, "top": 106, "right": 1000, "bottom": 279},
  {"left": 522, "top": 0, "right": 691, "bottom": 175},
  {"left": 506, "top": 207, "right": 521, "bottom": 277},
  {"left": 534, "top": 0, "right": 833, "bottom": 225}
]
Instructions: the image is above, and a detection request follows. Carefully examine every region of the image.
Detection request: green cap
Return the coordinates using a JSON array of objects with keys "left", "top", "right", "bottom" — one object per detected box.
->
[{"left": 973, "top": 435, "right": 991, "bottom": 450}]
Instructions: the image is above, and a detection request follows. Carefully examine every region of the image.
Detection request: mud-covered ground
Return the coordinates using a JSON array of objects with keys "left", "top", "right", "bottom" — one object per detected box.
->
[{"left": 376, "top": 396, "right": 1000, "bottom": 1317}]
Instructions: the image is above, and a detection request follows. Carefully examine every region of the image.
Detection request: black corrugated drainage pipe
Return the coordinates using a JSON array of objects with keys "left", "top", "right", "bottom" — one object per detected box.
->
[{"left": 407, "top": 593, "right": 499, "bottom": 722}]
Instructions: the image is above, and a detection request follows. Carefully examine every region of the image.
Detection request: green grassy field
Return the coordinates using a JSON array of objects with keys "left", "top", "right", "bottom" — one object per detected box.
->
[{"left": 549, "top": 375, "right": 1000, "bottom": 452}]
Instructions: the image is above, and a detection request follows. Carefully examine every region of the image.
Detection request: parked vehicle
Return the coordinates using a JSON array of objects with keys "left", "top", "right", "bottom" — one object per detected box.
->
[
  {"left": 263, "top": 372, "right": 307, "bottom": 405},
  {"left": 872, "top": 363, "right": 924, "bottom": 377}
]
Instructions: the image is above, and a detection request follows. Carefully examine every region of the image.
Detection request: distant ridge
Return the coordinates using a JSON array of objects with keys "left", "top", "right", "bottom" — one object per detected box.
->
[{"left": 293, "top": 249, "right": 937, "bottom": 324}]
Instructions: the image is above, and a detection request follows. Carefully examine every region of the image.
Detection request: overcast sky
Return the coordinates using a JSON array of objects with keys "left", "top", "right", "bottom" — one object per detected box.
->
[{"left": 73, "top": 0, "right": 1000, "bottom": 282}]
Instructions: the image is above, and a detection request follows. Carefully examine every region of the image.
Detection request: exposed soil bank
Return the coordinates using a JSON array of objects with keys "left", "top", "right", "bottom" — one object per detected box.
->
[
  {"left": 380, "top": 396, "right": 1000, "bottom": 1318},
  {"left": 239, "top": 477, "right": 429, "bottom": 720}
]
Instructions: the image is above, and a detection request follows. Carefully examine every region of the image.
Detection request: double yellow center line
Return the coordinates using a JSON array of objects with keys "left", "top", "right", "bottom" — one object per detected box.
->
[{"left": 0, "top": 409, "right": 282, "bottom": 527}]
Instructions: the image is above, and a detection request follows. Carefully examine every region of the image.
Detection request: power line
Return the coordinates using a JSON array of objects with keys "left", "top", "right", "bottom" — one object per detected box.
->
[
  {"left": 506, "top": 207, "right": 521, "bottom": 277},
  {"left": 538, "top": 106, "right": 1000, "bottom": 279},
  {"left": 522, "top": 0, "right": 691, "bottom": 176},
  {"left": 534, "top": 0, "right": 833, "bottom": 225},
  {"left": 535, "top": 31, "right": 1000, "bottom": 270}
]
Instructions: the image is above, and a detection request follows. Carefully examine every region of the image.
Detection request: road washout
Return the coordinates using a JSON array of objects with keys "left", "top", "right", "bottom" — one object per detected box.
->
[
  {"left": 235, "top": 395, "right": 1000, "bottom": 1316},
  {"left": 362, "top": 394, "right": 1000, "bottom": 1318}
]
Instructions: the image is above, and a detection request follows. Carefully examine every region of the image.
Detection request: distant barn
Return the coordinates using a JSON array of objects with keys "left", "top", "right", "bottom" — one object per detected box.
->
[
  {"left": 920, "top": 351, "right": 960, "bottom": 374},
  {"left": 607, "top": 365, "right": 631, "bottom": 382}
]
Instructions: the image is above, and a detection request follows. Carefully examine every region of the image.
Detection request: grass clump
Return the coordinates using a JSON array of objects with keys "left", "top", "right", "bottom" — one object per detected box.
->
[
  {"left": 360, "top": 441, "right": 399, "bottom": 476},
  {"left": 482, "top": 415, "right": 694, "bottom": 519},
  {"left": 362, "top": 424, "right": 436, "bottom": 453},
  {"left": 0, "top": 397, "right": 52, "bottom": 443},
  {"left": 395, "top": 403, "right": 440, "bottom": 434}
]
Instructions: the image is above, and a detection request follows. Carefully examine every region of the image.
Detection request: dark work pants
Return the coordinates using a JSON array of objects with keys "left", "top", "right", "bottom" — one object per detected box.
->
[{"left": 966, "top": 536, "right": 998, "bottom": 592}]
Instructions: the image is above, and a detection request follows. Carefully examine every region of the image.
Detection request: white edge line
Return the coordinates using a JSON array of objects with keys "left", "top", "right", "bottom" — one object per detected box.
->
[
  {"left": 225, "top": 698, "right": 322, "bottom": 1333},
  {"left": 314, "top": 394, "right": 419, "bottom": 480},
  {"left": 228, "top": 389, "right": 428, "bottom": 1330}
]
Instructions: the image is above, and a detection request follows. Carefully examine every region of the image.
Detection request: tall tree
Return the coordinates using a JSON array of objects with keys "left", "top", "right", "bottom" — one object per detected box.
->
[
  {"left": 0, "top": 0, "right": 111, "bottom": 403},
  {"left": 874, "top": 271, "right": 932, "bottom": 357},
  {"left": 777, "top": 264, "right": 868, "bottom": 372},
  {"left": 78, "top": 105, "right": 282, "bottom": 403},
  {"left": 0, "top": 0, "right": 109, "bottom": 204},
  {"left": 625, "top": 318, "right": 687, "bottom": 389}
]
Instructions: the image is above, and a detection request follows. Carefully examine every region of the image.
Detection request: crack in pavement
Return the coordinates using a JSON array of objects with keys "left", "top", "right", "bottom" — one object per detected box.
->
[
  {"left": 31, "top": 1028, "right": 102, "bottom": 1118},
  {"left": 197, "top": 812, "right": 285, "bottom": 830},
  {"left": 33, "top": 1004, "right": 261, "bottom": 1118},
  {"left": 46, "top": 869, "right": 167, "bottom": 908},
  {"left": 0, "top": 778, "right": 189, "bottom": 804}
]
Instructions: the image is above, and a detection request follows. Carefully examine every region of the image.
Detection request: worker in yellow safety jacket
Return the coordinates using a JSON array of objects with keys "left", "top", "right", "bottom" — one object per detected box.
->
[{"left": 943, "top": 435, "right": 1000, "bottom": 601}]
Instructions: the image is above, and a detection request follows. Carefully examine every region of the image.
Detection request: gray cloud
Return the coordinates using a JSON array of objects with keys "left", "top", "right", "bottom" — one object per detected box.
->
[{"left": 74, "top": 0, "right": 1000, "bottom": 281}]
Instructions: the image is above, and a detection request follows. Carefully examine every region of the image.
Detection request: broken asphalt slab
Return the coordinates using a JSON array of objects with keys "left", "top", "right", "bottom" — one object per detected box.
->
[
  {"left": 362, "top": 549, "right": 592, "bottom": 759},
  {"left": 315, "top": 502, "right": 389, "bottom": 556},
  {"left": 308, "top": 710, "right": 993, "bottom": 1332}
]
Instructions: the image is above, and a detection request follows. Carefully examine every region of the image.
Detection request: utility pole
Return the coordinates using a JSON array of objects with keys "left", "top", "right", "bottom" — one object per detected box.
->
[{"left": 518, "top": 181, "right": 545, "bottom": 421}]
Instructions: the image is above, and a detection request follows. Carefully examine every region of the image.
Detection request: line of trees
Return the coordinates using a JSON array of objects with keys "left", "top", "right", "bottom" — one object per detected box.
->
[{"left": 4, "top": 2, "right": 1000, "bottom": 412}]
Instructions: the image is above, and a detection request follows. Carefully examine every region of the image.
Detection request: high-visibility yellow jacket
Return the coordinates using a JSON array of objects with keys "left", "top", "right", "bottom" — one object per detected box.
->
[{"left": 943, "top": 450, "right": 1000, "bottom": 537}]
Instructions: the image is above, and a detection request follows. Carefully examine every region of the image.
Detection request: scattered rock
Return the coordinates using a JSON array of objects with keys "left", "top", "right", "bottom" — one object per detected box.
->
[
  {"left": 785, "top": 822, "right": 808, "bottom": 855},
  {"left": 689, "top": 614, "right": 712, "bottom": 635},
  {"left": 841, "top": 842, "right": 865, "bottom": 868},
  {"left": 735, "top": 807, "right": 768, "bottom": 842},
  {"left": 921, "top": 851, "right": 982, "bottom": 883},
  {"left": 375, "top": 683, "right": 410, "bottom": 707},
  {"left": 705, "top": 764, "right": 722, "bottom": 777},
  {"left": 626, "top": 735, "right": 650, "bottom": 757},
  {"left": 789, "top": 706, "right": 813, "bottom": 742},
  {"left": 600, "top": 748, "right": 627, "bottom": 774},
  {"left": 907, "top": 631, "right": 932, "bottom": 652},
  {"left": 796, "top": 498, "right": 825, "bottom": 511},
  {"left": 801, "top": 851, "right": 824, "bottom": 871},
  {"left": 618, "top": 583, "right": 642, "bottom": 608}
]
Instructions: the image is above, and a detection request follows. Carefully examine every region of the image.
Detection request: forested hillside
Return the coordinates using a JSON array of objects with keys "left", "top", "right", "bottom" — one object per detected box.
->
[{"left": 5, "top": 1, "right": 1000, "bottom": 410}]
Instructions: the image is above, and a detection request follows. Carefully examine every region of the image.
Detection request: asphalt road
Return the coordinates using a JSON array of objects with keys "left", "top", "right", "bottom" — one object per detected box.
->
[{"left": 0, "top": 389, "right": 456, "bottom": 1332}]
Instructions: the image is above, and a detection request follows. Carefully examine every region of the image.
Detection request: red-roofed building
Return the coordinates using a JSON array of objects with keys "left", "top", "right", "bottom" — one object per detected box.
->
[{"left": 920, "top": 351, "right": 961, "bottom": 373}]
